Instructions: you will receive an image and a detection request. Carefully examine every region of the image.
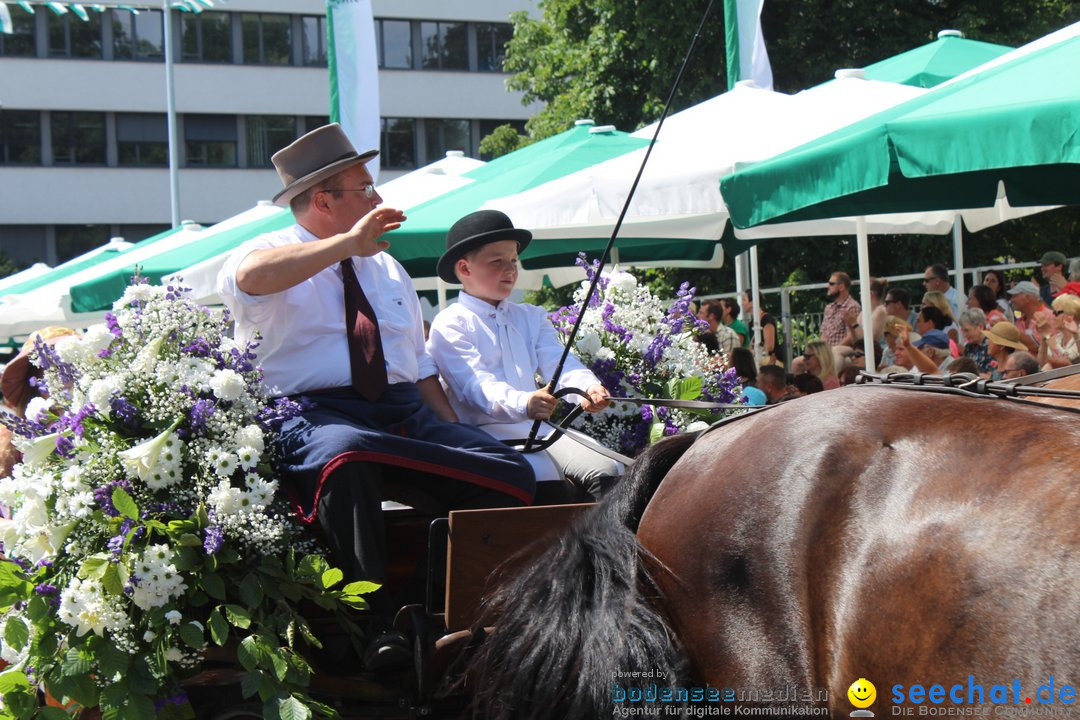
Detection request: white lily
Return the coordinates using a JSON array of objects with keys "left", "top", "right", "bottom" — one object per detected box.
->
[
  {"left": 12, "top": 433, "right": 60, "bottom": 467},
  {"left": 118, "top": 424, "right": 177, "bottom": 482}
]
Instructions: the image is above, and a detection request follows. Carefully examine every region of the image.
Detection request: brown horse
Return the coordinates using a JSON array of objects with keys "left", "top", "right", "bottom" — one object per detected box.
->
[{"left": 466, "top": 380, "right": 1080, "bottom": 719}]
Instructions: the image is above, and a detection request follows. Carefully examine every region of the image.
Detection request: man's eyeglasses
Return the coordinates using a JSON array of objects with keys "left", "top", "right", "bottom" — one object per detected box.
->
[
  {"left": 885, "top": 298, "right": 899, "bottom": 304},
  {"left": 1002, "top": 368, "right": 1024, "bottom": 376},
  {"left": 321, "top": 184, "right": 376, "bottom": 199}
]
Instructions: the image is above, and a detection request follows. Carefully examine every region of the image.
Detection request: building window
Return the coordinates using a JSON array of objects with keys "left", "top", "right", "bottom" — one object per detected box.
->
[
  {"left": 117, "top": 224, "right": 171, "bottom": 242},
  {"left": 424, "top": 119, "right": 470, "bottom": 164},
  {"left": 48, "top": 11, "right": 103, "bottom": 59},
  {"left": 184, "top": 114, "right": 237, "bottom": 167},
  {"left": 117, "top": 113, "right": 168, "bottom": 166},
  {"left": 420, "top": 21, "right": 467, "bottom": 70},
  {"left": 113, "top": 9, "right": 164, "bottom": 61},
  {"left": 55, "top": 225, "right": 109, "bottom": 264},
  {"left": 51, "top": 112, "right": 106, "bottom": 165},
  {"left": 381, "top": 118, "right": 416, "bottom": 170},
  {"left": 241, "top": 13, "right": 291, "bottom": 65},
  {"left": 300, "top": 15, "right": 326, "bottom": 66},
  {"left": 476, "top": 23, "right": 512, "bottom": 72},
  {"left": 181, "top": 11, "right": 232, "bottom": 63},
  {"left": 376, "top": 19, "right": 411, "bottom": 69},
  {"left": 304, "top": 116, "right": 330, "bottom": 133},
  {"left": 246, "top": 116, "right": 297, "bottom": 167},
  {"left": 0, "top": 226, "right": 48, "bottom": 269},
  {"left": 0, "top": 10, "right": 36, "bottom": 57},
  {"left": 0, "top": 110, "right": 41, "bottom": 165}
]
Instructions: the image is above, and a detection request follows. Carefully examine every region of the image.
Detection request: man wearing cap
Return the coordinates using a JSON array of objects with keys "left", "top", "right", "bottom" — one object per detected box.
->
[
  {"left": 216, "top": 125, "right": 535, "bottom": 662},
  {"left": 1006, "top": 280, "right": 1048, "bottom": 353},
  {"left": 1038, "top": 251, "right": 1068, "bottom": 306}
]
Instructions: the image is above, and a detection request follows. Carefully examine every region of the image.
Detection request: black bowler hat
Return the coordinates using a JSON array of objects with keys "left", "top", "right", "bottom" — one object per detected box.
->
[{"left": 437, "top": 210, "right": 532, "bottom": 284}]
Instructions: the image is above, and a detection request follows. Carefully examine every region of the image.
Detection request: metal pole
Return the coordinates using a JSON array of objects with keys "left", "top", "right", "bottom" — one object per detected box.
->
[
  {"left": 749, "top": 244, "right": 762, "bottom": 364},
  {"left": 734, "top": 251, "right": 747, "bottom": 312},
  {"left": 855, "top": 218, "right": 875, "bottom": 367},
  {"left": 952, "top": 216, "right": 965, "bottom": 300},
  {"left": 781, "top": 288, "right": 792, "bottom": 368},
  {"left": 163, "top": 0, "right": 181, "bottom": 228}
]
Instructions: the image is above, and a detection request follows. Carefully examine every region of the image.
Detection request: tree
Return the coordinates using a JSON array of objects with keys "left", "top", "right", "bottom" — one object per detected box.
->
[{"left": 501, "top": 0, "right": 1080, "bottom": 306}]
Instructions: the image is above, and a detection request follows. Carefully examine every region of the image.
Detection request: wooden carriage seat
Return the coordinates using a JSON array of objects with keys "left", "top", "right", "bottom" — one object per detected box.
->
[{"left": 443, "top": 502, "right": 594, "bottom": 631}]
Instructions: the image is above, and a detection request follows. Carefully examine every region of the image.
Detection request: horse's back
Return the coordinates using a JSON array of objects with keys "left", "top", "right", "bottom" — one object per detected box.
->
[{"left": 637, "top": 386, "right": 1080, "bottom": 715}]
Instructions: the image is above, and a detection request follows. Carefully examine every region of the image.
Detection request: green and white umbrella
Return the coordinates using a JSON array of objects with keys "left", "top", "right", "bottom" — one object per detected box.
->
[
  {"left": 720, "top": 22, "right": 1080, "bottom": 361},
  {"left": 0, "top": 263, "right": 52, "bottom": 294},
  {"left": 0, "top": 204, "right": 282, "bottom": 338},
  {"left": 0, "top": 236, "right": 141, "bottom": 301}
]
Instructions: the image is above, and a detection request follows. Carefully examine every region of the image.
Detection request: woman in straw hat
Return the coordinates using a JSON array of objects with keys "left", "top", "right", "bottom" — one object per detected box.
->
[{"left": 981, "top": 321, "right": 1028, "bottom": 381}]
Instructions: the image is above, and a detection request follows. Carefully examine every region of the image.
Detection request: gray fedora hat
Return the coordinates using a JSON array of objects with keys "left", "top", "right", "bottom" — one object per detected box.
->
[{"left": 271, "top": 123, "right": 378, "bottom": 206}]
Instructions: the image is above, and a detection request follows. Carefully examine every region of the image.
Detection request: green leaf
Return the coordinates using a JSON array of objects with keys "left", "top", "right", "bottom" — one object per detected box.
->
[
  {"left": 78, "top": 555, "right": 110, "bottom": 581},
  {"left": 201, "top": 571, "right": 226, "bottom": 600},
  {"left": 124, "top": 693, "right": 157, "bottom": 720},
  {"left": 337, "top": 596, "right": 370, "bottom": 611},
  {"left": 208, "top": 608, "right": 229, "bottom": 646},
  {"left": 275, "top": 695, "right": 311, "bottom": 720},
  {"left": 0, "top": 669, "right": 30, "bottom": 694},
  {"left": 112, "top": 487, "right": 139, "bottom": 521},
  {"left": 341, "top": 580, "right": 380, "bottom": 596},
  {"left": 177, "top": 533, "right": 202, "bottom": 547},
  {"left": 38, "top": 707, "right": 71, "bottom": 720},
  {"left": 48, "top": 672, "right": 99, "bottom": 707},
  {"left": 166, "top": 519, "right": 197, "bottom": 535},
  {"left": 99, "top": 682, "right": 129, "bottom": 710},
  {"left": 237, "top": 574, "right": 263, "bottom": 607},
  {"left": 96, "top": 640, "right": 131, "bottom": 681},
  {"left": 240, "top": 670, "right": 263, "bottom": 699},
  {"left": 319, "top": 568, "right": 343, "bottom": 590},
  {"left": 101, "top": 563, "right": 124, "bottom": 596},
  {"left": 2, "top": 690, "right": 36, "bottom": 720},
  {"left": 267, "top": 651, "right": 288, "bottom": 681},
  {"left": 3, "top": 616, "right": 28, "bottom": 651},
  {"left": 61, "top": 647, "right": 92, "bottom": 677},
  {"left": 667, "top": 376, "right": 703, "bottom": 401},
  {"left": 294, "top": 618, "right": 321, "bottom": 649},
  {"left": 237, "top": 636, "right": 260, "bottom": 672},
  {"left": 224, "top": 604, "right": 252, "bottom": 629},
  {"left": 296, "top": 555, "right": 329, "bottom": 581},
  {"left": 178, "top": 622, "right": 204, "bottom": 650},
  {"left": 648, "top": 419, "right": 665, "bottom": 445}
]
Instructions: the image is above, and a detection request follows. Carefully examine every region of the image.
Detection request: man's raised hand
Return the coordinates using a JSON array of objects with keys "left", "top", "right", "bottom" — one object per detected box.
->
[{"left": 344, "top": 206, "right": 406, "bottom": 257}]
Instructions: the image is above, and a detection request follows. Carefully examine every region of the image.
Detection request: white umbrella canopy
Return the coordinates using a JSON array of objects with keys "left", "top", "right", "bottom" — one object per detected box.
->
[
  {"left": 0, "top": 204, "right": 283, "bottom": 338},
  {"left": 377, "top": 150, "right": 486, "bottom": 211},
  {"left": 0, "top": 263, "right": 52, "bottom": 293}
]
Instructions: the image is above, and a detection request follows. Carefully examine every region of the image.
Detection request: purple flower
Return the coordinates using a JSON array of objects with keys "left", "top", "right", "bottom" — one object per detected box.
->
[
  {"left": 104, "top": 311, "right": 123, "bottom": 338},
  {"left": 111, "top": 396, "right": 141, "bottom": 428},
  {"left": 182, "top": 338, "right": 212, "bottom": 357},
  {"left": 54, "top": 434, "right": 75, "bottom": 459},
  {"left": 94, "top": 479, "right": 132, "bottom": 518},
  {"left": 187, "top": 398, "right": 216, "bottom": 435},
  {"left": 203, "top": 525, "right": 224, "bottom": 555},
  {"left": 257, "top": 396, "right": 306, "bottom": 431}
]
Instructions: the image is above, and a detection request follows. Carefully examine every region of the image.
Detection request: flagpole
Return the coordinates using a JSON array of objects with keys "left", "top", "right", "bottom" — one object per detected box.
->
[{"left": 163, "top": 0, "right": 181, "bottom": 228}]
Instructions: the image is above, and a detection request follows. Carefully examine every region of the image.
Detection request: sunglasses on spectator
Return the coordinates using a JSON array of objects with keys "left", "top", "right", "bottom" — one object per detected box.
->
[{"left": 851, "top": 351, "right": 865, "bottom": 358}]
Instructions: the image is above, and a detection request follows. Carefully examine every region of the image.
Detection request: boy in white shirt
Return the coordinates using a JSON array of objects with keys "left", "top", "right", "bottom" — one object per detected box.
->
[{"left": 427, "top": 210, "right": 620, "bottom": 500}]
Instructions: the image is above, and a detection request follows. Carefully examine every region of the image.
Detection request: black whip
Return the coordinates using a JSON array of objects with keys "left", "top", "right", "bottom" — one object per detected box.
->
[{"left": 524, "top": 0, "right": 717, "bottom": 451}]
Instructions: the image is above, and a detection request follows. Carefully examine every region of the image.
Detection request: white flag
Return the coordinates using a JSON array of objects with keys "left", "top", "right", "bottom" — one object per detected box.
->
[
  {"left": 724, "top": 0, "right": 773, "bottom": 90},
  {"left": 327, "top": 0, "right": 381, "bottom": 180}
]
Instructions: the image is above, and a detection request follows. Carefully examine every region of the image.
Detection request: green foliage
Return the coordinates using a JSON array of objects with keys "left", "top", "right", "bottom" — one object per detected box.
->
[
  {"left": 478, "top": 123, "right": 531, "bottom": 159},
  {"left": 497, "top": 0, "right": 1080, "bottom": 309}
]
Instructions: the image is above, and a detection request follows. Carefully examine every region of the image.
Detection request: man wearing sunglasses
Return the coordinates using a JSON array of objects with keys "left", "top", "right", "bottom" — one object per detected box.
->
[
  {"left": 217, "top": 124, "right": 535, "bottom": 670},
  {"left": 820, "top": 271, "right": 860, "bottom": 347}
]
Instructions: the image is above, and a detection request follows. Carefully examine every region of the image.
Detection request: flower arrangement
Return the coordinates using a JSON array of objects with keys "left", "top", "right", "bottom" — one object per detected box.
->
[
  {"left": 0, "top": 283, "right": 370, "bottom": 720},
  {"left": 548, "top": 256, "right": 744, "bottom": 456}
]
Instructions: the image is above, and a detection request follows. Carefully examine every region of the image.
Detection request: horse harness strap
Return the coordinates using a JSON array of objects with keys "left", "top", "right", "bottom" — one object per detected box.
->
[{"left": 853, "top": 366, "right": 1080, "bottom": 416}]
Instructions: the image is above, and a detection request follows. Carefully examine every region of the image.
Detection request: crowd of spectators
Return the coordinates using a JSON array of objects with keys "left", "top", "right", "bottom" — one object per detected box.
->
[{"left": 696, "top": 250, "right": 1080, "bottom": 405}]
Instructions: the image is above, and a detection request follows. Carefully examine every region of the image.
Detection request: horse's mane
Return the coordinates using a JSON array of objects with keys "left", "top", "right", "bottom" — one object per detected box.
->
[{"left": 463, "top": 431, "right": 701, "bottom": 720}]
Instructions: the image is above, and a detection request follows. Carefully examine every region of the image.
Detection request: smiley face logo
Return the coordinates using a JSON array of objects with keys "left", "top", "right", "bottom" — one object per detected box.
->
[{"left": 848, "top": 678, "right": 876, "bottom": 708}]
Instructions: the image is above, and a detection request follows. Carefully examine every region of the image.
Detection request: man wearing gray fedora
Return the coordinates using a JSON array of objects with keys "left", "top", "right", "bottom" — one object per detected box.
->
[{"left": 217, "top": 124, "right": 535, "bottom": 670}]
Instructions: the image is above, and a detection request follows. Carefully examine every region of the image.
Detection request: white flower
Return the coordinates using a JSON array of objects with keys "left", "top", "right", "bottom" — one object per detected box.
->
[
  {"left": 113, "top": 283, "right": 164, "bottom": 310},
  {"left": 119, "top": 427, "right": 179, "bottom": 484},
  {"left": 164, "top": 647, "right": 184, "bottom": 662},
  {"left": 165, "top": 610, "right": 183, "bottom": 625},
  {"left": 88, "top": 375, "right": 124, "bottom": 416},
  {"left": 685, "top": 421, "right": 710, "bottom": 433},
  {"left": 213, "top": 452, "right": 237, "bottom": 478},
  {"left": 12, "top": 433, "right": 59, "bottom": 467},
  {"left": 58, "top": 577, "right": 129, "bottom": 637},
  {"left": 595, "top": 347, "right": 616, "bottom": 362},
  {"left": 605, "top": 268, "right": 637, "bottom": 295},
  {"left": 24, "top": 396, "right": 54, "bottom": 424},
  {"left": 235, "top": 445, "right": 260, "bottom": 471},
  {"left": 576, "top": 330, "right": 602, "bottom": 356},
  {"left": 53, "top": 335, "right": 89, "bottom": 364},
  {"left": 81, "top": 324, "right": 115, "bottom": 356},
  {"left": 209, "top": 369, "right": 246, "bottom": 401},
  {"left": 143, "top": 630, "right": 158, "bottom": 642},
  {"left": 136, "top": 337, "right": 164, "bottom": 373},
  {"left": 233, "top": 424, "right": 264, "bottom": 453}
]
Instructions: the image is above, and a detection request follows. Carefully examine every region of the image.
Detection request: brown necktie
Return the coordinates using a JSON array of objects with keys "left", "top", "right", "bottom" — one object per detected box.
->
[{"left": 340, "top": 259, "right": 388, "bottom": 402}]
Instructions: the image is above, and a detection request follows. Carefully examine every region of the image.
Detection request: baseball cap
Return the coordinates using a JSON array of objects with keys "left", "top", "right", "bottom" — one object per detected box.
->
[{"left": 1007, "top": 280, "right": 1040, "bottom": 297}]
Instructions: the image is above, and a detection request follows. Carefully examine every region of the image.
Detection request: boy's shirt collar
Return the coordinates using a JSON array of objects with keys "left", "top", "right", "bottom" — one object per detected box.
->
[{"left": 459, "top": 290, "right": 508, "bottom": 318}]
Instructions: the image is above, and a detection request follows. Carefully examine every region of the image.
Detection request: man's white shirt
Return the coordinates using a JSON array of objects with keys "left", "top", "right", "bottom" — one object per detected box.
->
[
  {"left": 217, "top": 224, "right": 436, "bottom": 396},
  {"left": 427, "top": 291, "right": 598, "bottom": 425}
]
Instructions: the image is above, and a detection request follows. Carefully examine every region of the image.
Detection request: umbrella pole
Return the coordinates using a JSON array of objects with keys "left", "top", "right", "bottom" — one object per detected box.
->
[
  {"left": 856, "top": 217, "right": 876, "bottom": 368},
  {"left": 750, "top": 245, "right": 762, "bottom": 364},
  {"left": 952, "top": 216, "right": 965, "bottom": 299}
]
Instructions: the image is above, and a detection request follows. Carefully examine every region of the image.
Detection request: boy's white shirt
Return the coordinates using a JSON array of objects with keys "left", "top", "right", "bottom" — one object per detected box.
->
[{"left": 427, "top": 291, "right": 600, "bottom": 426}]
